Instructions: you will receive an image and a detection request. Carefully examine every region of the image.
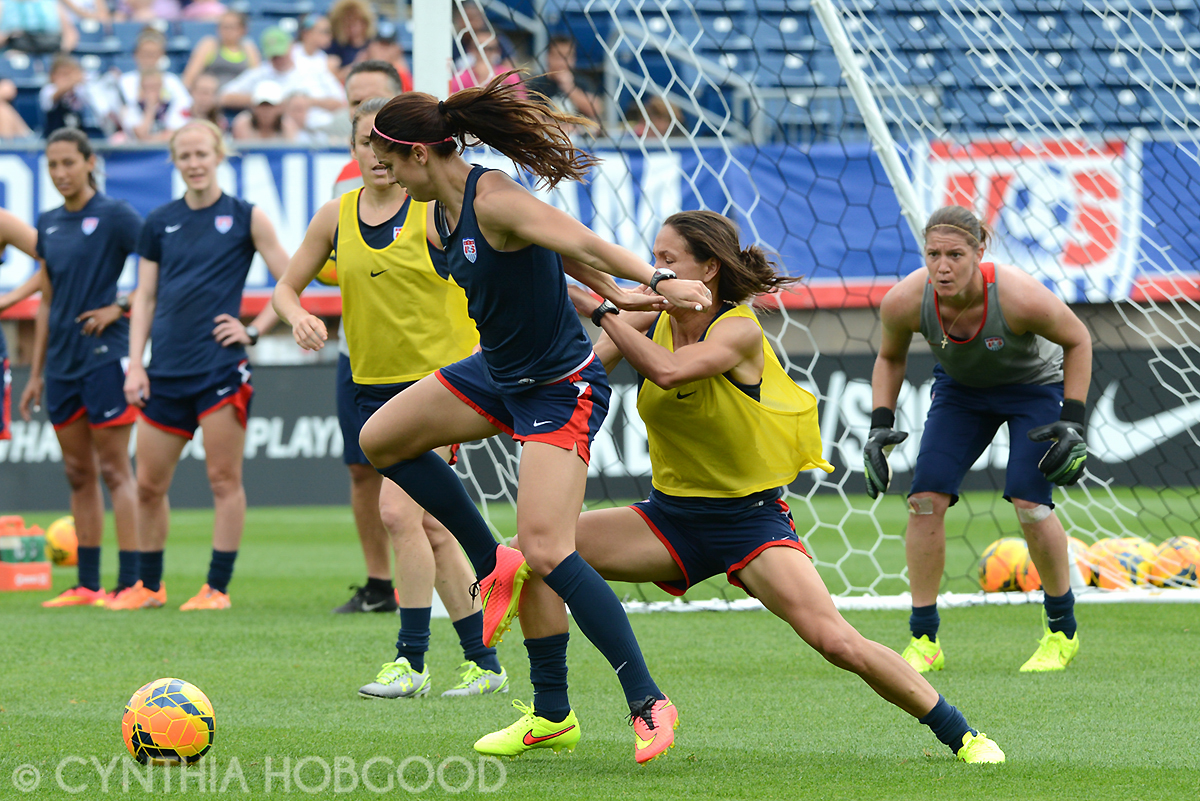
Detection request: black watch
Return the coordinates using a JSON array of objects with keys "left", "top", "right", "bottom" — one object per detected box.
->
[
  {"left": 115, "top": 294, "right": 131, "bottom": 313},
  {"left": 591, "top": 300, "right": 618, "bottom": 327},
  {"left": 245, "top": 324, "right": 260, "bottom": 345},
  {"left": 649, "top": 268, "right": 677, "bottom": 294}
]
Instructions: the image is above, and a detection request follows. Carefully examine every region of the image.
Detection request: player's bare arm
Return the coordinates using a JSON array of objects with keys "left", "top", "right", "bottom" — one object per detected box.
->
[
  {"left": 602, "top": 312, "right": 761, "bottom": 391},
  {"left": 124, "top": 257, "right": 159, "bottom": 407},
  {"left": 273, "top": 201, "right": 339, "bottom": 351}
]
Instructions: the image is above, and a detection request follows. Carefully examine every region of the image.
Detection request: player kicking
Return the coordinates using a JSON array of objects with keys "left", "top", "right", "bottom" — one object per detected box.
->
[
  {"left": 359, "top": 73, "right": 709, "bottom": 763},
  {"left": 866, "top": 205, "right": 1091, "bottom": 674},
  {"left": 273, "top": 98, "right": 508, "bottom": 699},
  {"left": 21, "top": 130, "right": 143, "bottom": 607},
  {"left": 513, "top": 210, "right": 1004, "bottom": 764},
  {"left": 109, "top": 121, "right": 289, "bottom": 612}
]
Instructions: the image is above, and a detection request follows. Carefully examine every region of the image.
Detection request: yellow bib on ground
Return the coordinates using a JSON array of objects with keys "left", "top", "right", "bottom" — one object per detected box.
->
[
  {"left": 337, "top": 191, "right": 478, "bottom": 384},
  {"left": 637, "top": 304, "right": 834, "bottom": 497}
]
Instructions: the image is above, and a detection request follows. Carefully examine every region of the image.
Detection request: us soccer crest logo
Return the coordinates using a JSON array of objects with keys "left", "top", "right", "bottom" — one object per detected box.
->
[
  {"left": 918, "top": 138, "right": 1143, "bottom": 303},
  {"left": 215, "top": 216, "right": 233, "bottom": 234},
  {"left": 81, "top": 217, "right": 99, "bottom": 235},
  {"left": 393, "top": 226, "right": 403, "bottom": 241},
  {"left": 463, "top": 238, "right": 477, "bottom": 263},
  {"left": 985, "top": 337, "right": 1004, "bottom": 351}
]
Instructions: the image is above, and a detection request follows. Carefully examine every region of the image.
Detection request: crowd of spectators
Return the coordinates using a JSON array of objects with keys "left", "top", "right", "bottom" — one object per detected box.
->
[{"left": 1, "top": 0, "right": 663, "bottom": 146}]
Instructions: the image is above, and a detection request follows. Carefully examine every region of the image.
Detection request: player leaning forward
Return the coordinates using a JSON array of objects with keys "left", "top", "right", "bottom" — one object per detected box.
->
[{"left": 866, "top": 205, "right": 1091, "bottom": 674}]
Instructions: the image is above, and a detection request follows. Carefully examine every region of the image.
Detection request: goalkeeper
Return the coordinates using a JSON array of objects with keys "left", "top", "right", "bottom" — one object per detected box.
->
[{"left": 866, "top": 205, "right": 1091, "bottom": 674}]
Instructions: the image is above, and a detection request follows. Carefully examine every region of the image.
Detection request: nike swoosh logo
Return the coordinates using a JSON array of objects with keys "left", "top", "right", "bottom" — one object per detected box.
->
[
  {"left": 370, "top": 269, "right": 389, "bottom": 277},
  {"left": 1088, "top": 382, "right": 1200, "bottom": 463},
  {"left": 676, "top": 391, "right": 696, "bottom": 399},
  {"left": 924, "top": 650, "right": 941, "bottom": 665},
  {"left": 635, "top": 733, "right": 657, "bottom": 751},
  {"left": 165, "top": 224, "right": 182, "bottom": 233},
  {"left": 216, "top": 387, "right": 233, "bottom": 396},
  {"left": 361, "top": 600, "right": 388, "bottom": 611},
  {"left": 46, "top": 226, "right": 58, "bottom": 234},
  {"left": 481, "top": 579, "right": 497, "bottom": 608},
  {"left": 533, "top": 420, "right": 554, "bottom": 427},
  {"left": 103, "top": 407, "right": 121, "bottom": 418},
  {"left": 523, "top": 725, "right": 576, "bottom": 746}
]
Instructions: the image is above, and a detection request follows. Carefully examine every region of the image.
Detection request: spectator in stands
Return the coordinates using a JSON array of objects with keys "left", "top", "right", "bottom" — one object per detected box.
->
[
  {"left": 118, "top": 27, "right": 191, "bottom": 129},
  {"left": 231, "top": 79, "right": 297, "bottom": 142},
  {"left": 627, "top": 96, "right": 684, "bottom": 140},
  {"left": 40, "top": 55, "right": 107, "bottom": 138},
  {"left": 526, "top": 34, "right": 602, "bottom": 124},
  {"left": 61, "top": 0, "right": 111, "bottom": 24},
  {"left": 114, "top": 0, "right": 179, "bottom": 24},
  {"left": 450, "top": 28, "right": 521, "bottom": 94},
  {"left": 292, "top": 14, "right": 335, "bottom": 77},
  {"left": 327, "top": 0, "right": 375, "bottom": 80},
  {"left": 0, "top": 78, "right": 33, "bottom": 139},
  {"left": 182, "top": 70, "right": 225, "bottom": 131},
  {"left": 363, "top": 19, "right": 412, "bottom": 93},
  {"left": 181, "top": 10, "right": 259, "bottom": 91},
  {"left": 219, "top": 26, "right": 344, "bottom": 132},
  {"left": 118, "top": 68, "right": 185, "bottom": 141},
  {"left": 0, "top": 0, "right": 79, "bottom": 53},
  {"left": 179, "top": 0, "right": 224, "bottom": 21}
]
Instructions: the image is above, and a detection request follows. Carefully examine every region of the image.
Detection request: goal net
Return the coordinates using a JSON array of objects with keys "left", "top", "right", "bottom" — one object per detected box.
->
[{"left": 451, "top": 0, "right": 1200, "bottom": 608}]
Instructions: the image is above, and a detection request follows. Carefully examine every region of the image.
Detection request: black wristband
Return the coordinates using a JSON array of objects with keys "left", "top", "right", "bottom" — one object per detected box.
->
[
  {"left": 591, "top": 300, "right": 618, "bottom": 327},
  {"left": 245, "top": 324, "right": 260, "bottom": 346},
  {"left": 1060, "top": 399, "right": 1086, "bottom": 426},
  {"left": 649, "top": 268, "right": 677, "bottom": 294},
  {"left": 871, "top": 407, "right": 896, "bottom": 430},
  {"left": 116, "top": 294, "right": 131, "bottom": 313}
]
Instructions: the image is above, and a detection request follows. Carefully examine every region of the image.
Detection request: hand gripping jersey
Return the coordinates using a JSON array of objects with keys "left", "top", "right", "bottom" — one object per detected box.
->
[
  {"left": 435, "top": 166, "right": 594, "bottom": 392},
  {"left": 36, "top": 193, "right": 143, "bottom": 380},
  {"left": 918, "top": 262, "right": 1064, "bottom": 388},
  {"left": 335, "top": 190, "right": 477, "bottom": 384},
  {"left": 637, "top": 304, "right": 834, "bottom": 498}
]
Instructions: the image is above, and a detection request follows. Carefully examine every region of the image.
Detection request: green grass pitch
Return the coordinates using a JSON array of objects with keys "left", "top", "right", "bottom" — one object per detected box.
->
[{"left": 1, "top": 495, "right": 1198, "bottom": 800}]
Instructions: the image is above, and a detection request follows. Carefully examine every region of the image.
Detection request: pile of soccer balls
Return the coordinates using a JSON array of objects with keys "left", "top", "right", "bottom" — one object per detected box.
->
[{"left": 979, "top": 535, "right": 1200, "bottom": 592}]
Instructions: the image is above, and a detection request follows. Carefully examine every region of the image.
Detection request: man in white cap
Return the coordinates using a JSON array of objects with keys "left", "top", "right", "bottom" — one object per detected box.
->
[{"left": 220, "top": 26, "right": 344, "bottom": 129}]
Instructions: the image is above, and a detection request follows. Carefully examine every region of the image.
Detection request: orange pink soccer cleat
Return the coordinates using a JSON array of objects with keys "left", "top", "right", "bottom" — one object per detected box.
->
[
  {"left": 179, "top": 584, "right": 231, "bottom": 610},
  {"left": 106, "top": 581, "right": 167, "bottom": 610},
  {"left": 479, "top": 545, "right": 531, "bottom": 647},
  {"left": 630, "top": 696, "right": 678, "bottom": 765},
  {"left": 41, "top": 585, "right": 109, "bottom": 608}
]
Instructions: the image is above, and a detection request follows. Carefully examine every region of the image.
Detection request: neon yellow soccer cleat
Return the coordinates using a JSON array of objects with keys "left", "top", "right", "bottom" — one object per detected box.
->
[
  {"left": 1019, "top": 628, "right": 1079, "bottom": 672},
  {"left": 474, "top": 700, "right": 580, "bottom": 758},
  {"left": 957, "top": 732, "right": 1005, "bottom": 764},
  {"left": 901, "top": 635, "right": 944, "bottom": 673}
]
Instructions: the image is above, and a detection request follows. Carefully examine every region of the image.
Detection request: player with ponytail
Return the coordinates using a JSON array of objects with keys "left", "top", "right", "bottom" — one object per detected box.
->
[
  {"left": 534, "top": 210, "right": 1004, "bottom": 764},
  {"left": 359, "top": 73, "right": 710, "bottom": 763}
]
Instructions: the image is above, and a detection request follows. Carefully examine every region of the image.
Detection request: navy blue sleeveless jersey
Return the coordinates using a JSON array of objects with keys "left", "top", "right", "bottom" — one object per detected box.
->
[
  {"left": 36, "top": 193, "right": 142, "bottom": 381},
  {"left": 435, "top": 166, "right": 593, "bottom": 391},
  {"left": 136, "top": 194, "right": 257, "bottom": 377}
]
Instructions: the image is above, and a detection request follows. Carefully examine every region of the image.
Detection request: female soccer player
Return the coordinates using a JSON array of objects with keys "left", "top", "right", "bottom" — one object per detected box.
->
[
  {"left": 517, "top": 210, "right": 1004, "bottom": 764},
  {"left": 359, "top": 74, "right": 710, "bottom": 763},
  {"left": 865, "top": 205, "right": 1091, "bottom": 674},
  {"left": 17, "top": 130, "right": 143, "bottom": 607},
  {"left": 0, "top": 209, "right": 40, "bottom": 448},
  {"left": 108, "top": 120, "right": 289, "bottom": 612},
  {"left": 273, "top": 98, "right": 508, "bottom": 699}
]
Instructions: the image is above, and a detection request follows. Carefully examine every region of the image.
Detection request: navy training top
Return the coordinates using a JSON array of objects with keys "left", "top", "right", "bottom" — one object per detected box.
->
[
  {"left": 36, "top": 193, "right": 142, "bottom": 381},
  {"left": 136, "top": 194, "right": 257, "bottom": 378},
  {"left": 435, "top": 166, "right": 593, "bottom": 391}
]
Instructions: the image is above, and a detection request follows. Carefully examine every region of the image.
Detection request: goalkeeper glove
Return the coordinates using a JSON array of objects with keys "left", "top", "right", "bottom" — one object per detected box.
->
[
  {"left": 1027, "top": 400, "right": 1087, "bottom": 486},
  {"left": 864, "top": 408, "right": 908, "bottom": 499}
]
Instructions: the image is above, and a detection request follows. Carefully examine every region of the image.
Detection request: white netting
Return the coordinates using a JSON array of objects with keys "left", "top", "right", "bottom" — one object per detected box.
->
[{"left": 451, "top": 0, "right": 1200, "bottom": 603}]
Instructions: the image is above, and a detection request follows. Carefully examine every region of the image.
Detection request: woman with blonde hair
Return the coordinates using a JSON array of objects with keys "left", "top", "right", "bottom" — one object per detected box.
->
[{"left": 327, "top": 0, "right": 376, "bottom": 79}]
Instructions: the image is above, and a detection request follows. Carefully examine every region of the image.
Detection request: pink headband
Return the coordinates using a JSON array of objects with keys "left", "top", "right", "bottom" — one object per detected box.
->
[{"left": 372, "top": 126, "right": 454, "bottom": 146}]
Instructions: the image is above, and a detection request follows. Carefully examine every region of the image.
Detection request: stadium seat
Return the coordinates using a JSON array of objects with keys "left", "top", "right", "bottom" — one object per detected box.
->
[
  {"left": 876, "top": 14, "right": 948, "bottom": 50},
  {"left": 111, "top": 21, "right": 157, "bottom": 51},
  {"left": 948, "top": 86, "right": 1084, "bottom": 129},
  {"left": 748, "top": 12, "right": 821, "bottom": 52},
  {"left": 73, "top": 20, "right": 123, "bottom": 55},
  {"left": 256, "top": 1, "right": 316, "bottom": 18},
  {"left": 0, "top": 52, "right": 41, "bottom": 87},
  {"left": 178, "top": 21, "right": 218, "bottom": 47}
]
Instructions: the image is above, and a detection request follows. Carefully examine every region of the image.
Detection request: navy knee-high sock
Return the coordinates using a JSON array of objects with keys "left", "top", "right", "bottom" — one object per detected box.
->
[
  {"left": 378, "top": 453, "right": 498, "bottom": 579},
  {"left": 117, "top": 550, "right": 139, "bottom": 591},
  {"left": 77, "top": 546, "right": 101, "bottom": 592},
  {"left": 526, "top": 633, "right": 570, "bottom": 723},
  {"left": 396, "top": 607, "right": 431, "bottom": 672},
  {"left": 206, "top": 549, "right": 237, "bottom": 594},
  {"left": 910, "top": 603, "right": 940, "bottom": 640},
  {"left": 542, "top": 552, "right": 662, "bottom": 706},
  {"left": 1044, "top": 588, "right": 1077, "bottom": 638},
  {"left": 919, "top": 694, "right": 977, "bottom": 754},
  {"left": 140, "top": 550, "right": 164, "bottom": 592},
  {"left": 452, "top": 611, "right": 501, "bottom": 674}
]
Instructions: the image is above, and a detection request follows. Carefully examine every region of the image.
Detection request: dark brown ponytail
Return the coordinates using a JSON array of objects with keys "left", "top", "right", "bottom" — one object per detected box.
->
[
  {"left": 371, "top": 71, "right": 599, "bottom": 189},
  {"left": 663, "top": 210, "right": 801, "bottom": 304}
]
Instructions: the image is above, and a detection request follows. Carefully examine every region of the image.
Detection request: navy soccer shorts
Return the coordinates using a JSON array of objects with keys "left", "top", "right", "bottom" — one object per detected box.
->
[
  {"left": 140, "top": 360, "right": 253, "bottom": 440},
  {"left": 45, "top": 360, "right": 137, "bottom": 430}
]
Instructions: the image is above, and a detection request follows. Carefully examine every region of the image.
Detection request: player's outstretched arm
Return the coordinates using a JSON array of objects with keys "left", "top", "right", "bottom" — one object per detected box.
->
[{"left": 272, "top": 200, "right": 339, "bottom": 351}]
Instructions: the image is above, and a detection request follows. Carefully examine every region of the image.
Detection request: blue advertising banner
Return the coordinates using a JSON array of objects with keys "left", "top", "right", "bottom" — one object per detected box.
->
[{"left": 1, "top": 141, "right": 1197, "bottom": 307}]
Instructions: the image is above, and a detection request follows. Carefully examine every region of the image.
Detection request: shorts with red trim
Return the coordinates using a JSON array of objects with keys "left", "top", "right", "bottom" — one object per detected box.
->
[
  {"left": 353, "top": 378, "right": 459, "bottom": 465},
  {"left": 1, "top": 358, "right": 10, "bottom": 440},
  {"left": 45, "top": 360, "right": 138, "bottom": 430},
  {"left": 631, "top": 487, "right": 806, "bottom": 598},
  {"left": 435, "top": 352, "right": 610, "bottom": 465},
  {"left": 140, "top": 359, "right": 253, "bottom": 440}
]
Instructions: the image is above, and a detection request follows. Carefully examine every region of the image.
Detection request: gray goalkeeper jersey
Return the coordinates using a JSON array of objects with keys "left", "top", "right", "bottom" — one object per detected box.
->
[{"left": 918, "top": 262, "right": 1063, "bottom": 388}]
